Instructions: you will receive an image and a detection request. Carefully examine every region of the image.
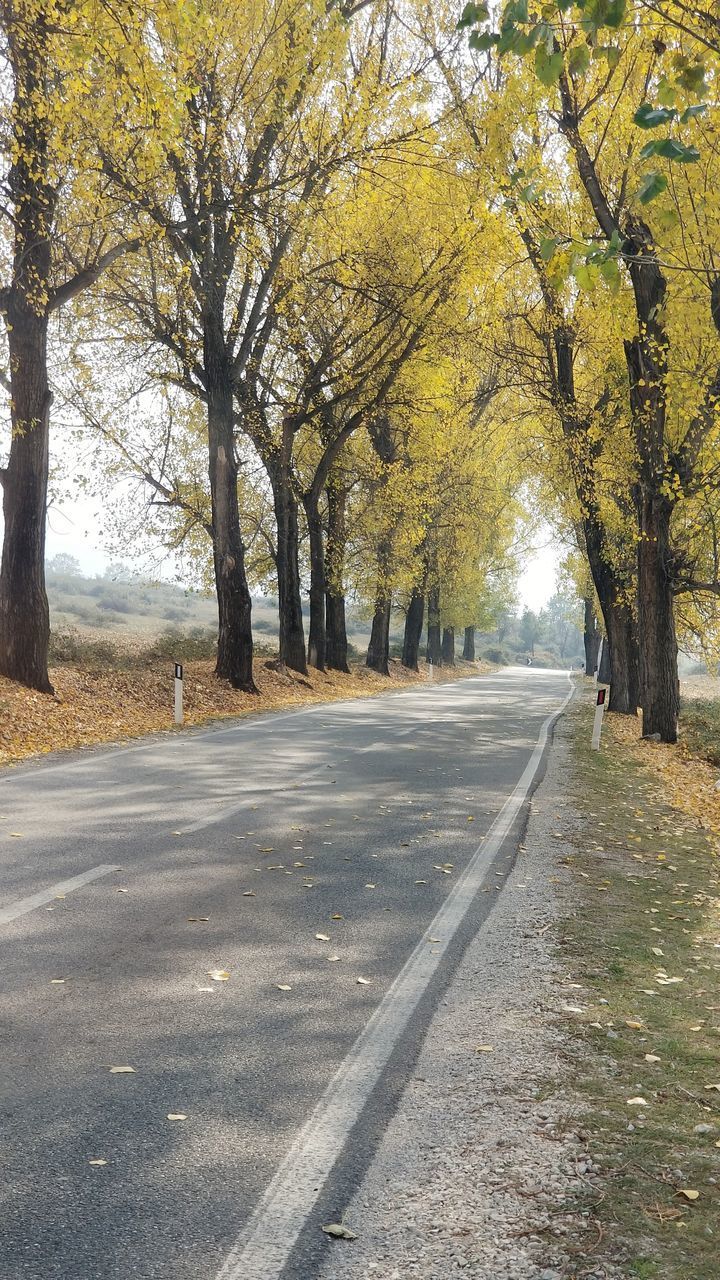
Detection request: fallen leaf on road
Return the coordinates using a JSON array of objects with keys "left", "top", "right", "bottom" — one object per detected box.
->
[
  {"left": 475, "top": 1045, "right": 493, "bottom": 1053},
  {"left": 9, "top": 832, "right": 23, "bottom": 837},
  {"left": 50, "top": 979, "right": 65, "bottom": 984},
  {"left": 88, "top": 1159, "right": 107, "bottom": 1166},
  {"left": 365, "top": 883, "right": 376, "bottom": 889},
  {"left": 357, "top": 977, "right": 372, "bottom": 985},
  {"left": 327, "top": 955, "right": 341, "bottom": 962},
  {"left": 109, "top": 1066, "right": 136, "bottom": 1074},
  {"left": 208, "top": 970, "right": 230, "bottom": 981},
  {"left": 415, "top": 880, "right": 427, "bottom": 885},
  {"left": 167, "top": 1114, "right": 187, "bottom": 1121},
  {"left": 276, "top": 984, "right": 292, "bottom": 991},
  {"left": 331, "top": 913, "right": 343, "bottom": 920},
  {"left": 677, "top": 1189, "right": 700, "bottom": 1201},
  {"left": 322, "top": 1223, "right": 357, "bottom": 1240},
  {"left": 625, "top": 1020, "right": 644, "bottom": 1029},
  {"left": 315, "top": 933, "right": 330, "bottom": 942},
  {"left": 242, "top": 891, "right": 255, "bottom": 897}
]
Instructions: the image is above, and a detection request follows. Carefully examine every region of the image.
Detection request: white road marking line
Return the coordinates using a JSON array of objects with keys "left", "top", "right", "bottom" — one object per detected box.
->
[
  {"left": 0, "top": 864, "right": 120, "bottom": 926},
  {"left": 215, "top": 674, "right": 574, "bottom": 1280}
]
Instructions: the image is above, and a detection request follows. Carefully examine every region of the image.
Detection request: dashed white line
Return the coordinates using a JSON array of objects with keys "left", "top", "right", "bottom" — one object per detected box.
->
[{"left": 0, "top": 864, "right": 120, "bottom": 926}]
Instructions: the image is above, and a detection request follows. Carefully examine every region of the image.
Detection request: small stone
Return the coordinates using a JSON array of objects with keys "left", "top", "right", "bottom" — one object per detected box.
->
[{"left": 694, "top": 1123, "right": 715, "bottom": 1135}]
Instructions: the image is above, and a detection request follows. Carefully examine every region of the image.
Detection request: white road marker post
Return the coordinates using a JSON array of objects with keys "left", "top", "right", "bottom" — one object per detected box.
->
[
  {"left": 591, "top": 685, "right": 609, "bottom": 750},
  {"left": 174, "top": 662, "right": 184, "bottom": 725}
]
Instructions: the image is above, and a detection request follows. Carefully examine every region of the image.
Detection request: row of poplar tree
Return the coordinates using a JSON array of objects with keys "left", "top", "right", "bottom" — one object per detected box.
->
[{"left": 1, "top": 0, "right": 719, "bottom": 745}]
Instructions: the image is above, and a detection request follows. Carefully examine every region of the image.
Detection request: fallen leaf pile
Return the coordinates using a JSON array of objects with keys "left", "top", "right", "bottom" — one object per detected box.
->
[
  {"left": 0, "top": 648, "right": 492, "bottom": 766},
  {"left": 607, "top": 685, "right": 720, "bottom": 852}
]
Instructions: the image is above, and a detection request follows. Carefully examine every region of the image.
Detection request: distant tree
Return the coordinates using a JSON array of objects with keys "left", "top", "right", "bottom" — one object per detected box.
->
[
  {"left": 47, "top": 553, "right": 80, "bottom": 577},
  {"left": 519, "top": 609, "right": 544, "bottom": 657}
]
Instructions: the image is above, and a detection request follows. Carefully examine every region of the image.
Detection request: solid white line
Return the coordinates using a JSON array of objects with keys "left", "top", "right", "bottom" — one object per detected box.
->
[
  {"left": 215, "top": 674, "right": 574, "bottom": 1280},
  {"left": 0, "top": 864, "right": 120, "bottom": 926}
]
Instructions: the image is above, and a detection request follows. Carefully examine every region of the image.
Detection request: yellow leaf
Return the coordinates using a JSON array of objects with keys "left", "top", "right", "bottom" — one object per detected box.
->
[
  {"left": 356, "top": 977, "right": 372, "bottom": 985},
  {"left": 88, "top": 1159, "right": 107, "bottom": 1166},
  {"left": 109, "top": 1066, "right": 136, "bottom": 1074},
  {"left": 322, "top": 1223, "right": 357, "bottom": 1240},
  {"left": 315, "top": 933, "right": 330, "bottom": 942},
  {"left": 276, "top": 984, "right": 292, "bottom": 991},
  {"left": 208, "top": 970, "right": 230, "bottom": 981},
  {"left": 677, "top": 1189, "right": 700, "bottom": 1201},
  {"left": 645, "top": 1053, "right": 661, "bottom": 1062},
  {"left": 475, "top": 1045, "right": 493, "bottom": 1052},
  {"left": 625, "top": 1020, "right": 644, "bottom": 1029},
  {"left": 626, "top": 1097, "right": 650, "bottom": 1106},
  {"left": 167, "top": 1114, "right": 187, "bottom": 1121}
]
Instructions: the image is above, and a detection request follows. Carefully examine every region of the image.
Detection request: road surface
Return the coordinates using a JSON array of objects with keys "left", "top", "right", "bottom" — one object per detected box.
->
[{"left": 0, "top": 666, "right": 571, "bottom": 1279}]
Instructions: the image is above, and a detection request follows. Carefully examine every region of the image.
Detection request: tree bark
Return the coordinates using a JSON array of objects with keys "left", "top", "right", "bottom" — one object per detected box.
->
[
  {"left": 366, "top": 591, "right": 391, "bottom": 675},
  {"left": 325, "top": 481, "right": 349, "bottom": 672},
  {"left": 206, "top": 356, "right": 256, "bottom": 691},
  {"left": 426, "top": 585, "right": 442, "bottom": 665},
  {"left": 401, "top": 589, "right": 424, "bottom": 670},
  {"left": 366, "top": 533, "right": 392, "bottom": 675},
  {"left": 0, "top": 304, "right": 53, "bottom": 692},
  {"left": 303, "top": 492, "right": 326, "bottom": 671},
  {"left": 636, "top": 493, "right": 679, "bottom": 740},
  {"left": 0, "top": 16, "right": 54, "bottom": 692},
  {"left": 441, "top": 626, "right": 455, "bottom": 665},
  {"left": 462, "top": 625, "right": 475, "bottom": 661},
  {"left": 583, "top": 598, "right": 600, "bottom": 675},
  {"left": 268, "top": 438, "right": 307, "bottom": 675}
]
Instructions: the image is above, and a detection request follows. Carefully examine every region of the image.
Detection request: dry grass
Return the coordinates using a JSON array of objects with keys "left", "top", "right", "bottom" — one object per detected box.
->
[{"left": 0, "top": 651, "right": 491, "bottom": 768}]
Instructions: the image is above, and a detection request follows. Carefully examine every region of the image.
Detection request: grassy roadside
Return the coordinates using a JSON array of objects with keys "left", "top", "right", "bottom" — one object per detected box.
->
[
  {"left": 557, "top": 694, "right": 720, "bottom": 1278},
  {"left": 0, "top": 650, "right": 492, "bottom": 768}
]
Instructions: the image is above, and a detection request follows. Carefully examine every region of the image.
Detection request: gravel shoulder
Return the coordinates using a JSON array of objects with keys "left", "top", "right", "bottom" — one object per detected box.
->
[{"left": 313, "top": 707, "right": 611, "bottom": 1280}]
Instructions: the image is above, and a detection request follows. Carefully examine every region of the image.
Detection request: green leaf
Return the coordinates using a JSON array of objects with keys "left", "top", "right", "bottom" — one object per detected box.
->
[
  {"left": 573, "top": 262, "right": 598, "bottom": 291},
  {"left": 680, "top": 103, "right": 707, "bottom": 123},
  {"left": 634, "top": 103, "right": 677, "bottom": 129},
  {"left": 514, "top": 24, "right": 543, "bottom": 54},
  {"left": 568, "top": 44, "right": 591, "bottom": 76},
  {"left": 469, "top": 30, "right": 499, "bottom": 50},
  {"left": 638, "top": 171, "right": 668, "bottom": 204},
  {"left": 599, "top": 258, "right": 621, "bottom": 293},
  {"left": 535, "top": 43, "right": 563, "bottom": 85},
  {"left": 458, "top": 2, "right": 490, "bottom": 29},
  {"left": 675, "top": 59, "right": 708, "bottom": 96},
  {"left": 640, "top": 137, "right": 700, "bottom": 163},
  {"left": 657, "top": 78, "right": 676, "bottom": 107},
  {"left": 593, "top": 44, "right": 621, "bottom": 69},
  {"left": 504, "top": 0, "right": 529, "bottom": 22},
  {"left": 604, "top": 0, "right": 627, "bottom": 29},
  {"left": 656, "top": 206, "right": 680, "bottom": 231},
  {"left": 540, "top": 237, "right": 558, "bottom": 261}
]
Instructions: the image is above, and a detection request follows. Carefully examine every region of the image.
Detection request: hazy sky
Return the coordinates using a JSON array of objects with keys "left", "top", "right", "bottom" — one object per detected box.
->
[{"left": 43, "top": 492, "right": 562, "bottom": 612}]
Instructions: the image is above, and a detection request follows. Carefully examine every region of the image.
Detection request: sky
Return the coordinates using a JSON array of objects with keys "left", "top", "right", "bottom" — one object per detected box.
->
[{"left": 42, "top": 493, "right": 563, "bottom": 613}]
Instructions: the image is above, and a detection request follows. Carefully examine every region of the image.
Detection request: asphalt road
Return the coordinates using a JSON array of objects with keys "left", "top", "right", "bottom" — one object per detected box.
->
[{"left": 0, "top": 666, "right": 571, "bottom": 1280}]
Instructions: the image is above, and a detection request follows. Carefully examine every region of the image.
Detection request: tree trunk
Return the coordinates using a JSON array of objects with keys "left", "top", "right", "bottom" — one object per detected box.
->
[
  {"left": 270, "top": 454, "right": 307, "bottom": 675},
  {"left": 582, "top": 512, "right": 639, "bottom": 716},
  {"left": 325, "top": 481, "right": 349, "bottom": 672},
  {"left": 441, "top": 626, "right": 455, "bottom": 665},
  {"left": 366, "top": 592, "right": 391, "bottom": 675},
  {"left": 0, "top": 21, "right": 54, "bottom": 693},
  {"left": 0, "top": 304, "right": 53, "bottom": 692},
  {"left": 303, "top": 493, "right": 326, "bottom": 671},
  {"left": 583, "top": 598, "right": 600, "bottom": 675},
  {"left": 401, "top": 589, "right": 424, "bottom": 671},
  {"left": 636, "top": 494, "right": 679, "bottom": 740},
  {"left": 207, "top": 375, "right": 256, "bottom": 692},
  {"left": 426, "top": 585, "right": 442, "bottom": 665},
  {"left": 462, "top": 625, "right": 475, "bottom": 661}
]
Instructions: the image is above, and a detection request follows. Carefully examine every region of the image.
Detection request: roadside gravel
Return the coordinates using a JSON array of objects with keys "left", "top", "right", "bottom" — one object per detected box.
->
[{"left": 314, "top": 711, "right": 620, "bottom": 1280}]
